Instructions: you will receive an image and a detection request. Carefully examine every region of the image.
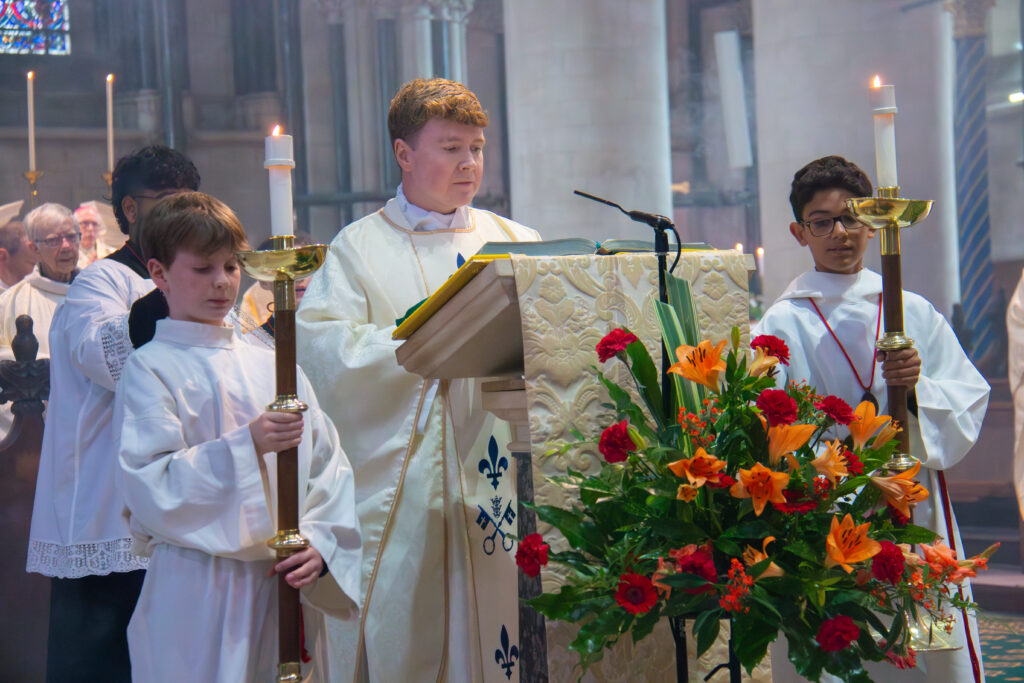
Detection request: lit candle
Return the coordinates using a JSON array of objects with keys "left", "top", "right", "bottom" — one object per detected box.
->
[
  {"left": 870, "top": 75, "right": 898, "bottom": 190},
  {"left": 756, "top": 246, "right": 765, "bottom": 275},
  {"left": 27, "top": 71, "right": 36, "bottom": 172},
  {"left": 106, "top": 74, "right": 115, "bottom": 174},
  {"left": 734, "top": 242, "right": 744, "bottom": 252},
  {"left": 265, "top": 125, "right": 295, "bottom": 237}
]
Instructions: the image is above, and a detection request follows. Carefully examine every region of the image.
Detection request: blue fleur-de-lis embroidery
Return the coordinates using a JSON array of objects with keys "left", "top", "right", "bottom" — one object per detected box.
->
[
  {"left": 478, "top": 436, "right": 508, "bottom": 490},
  {"left": 457, "top": 252, "right": 466, "bottom": 268},
  {"left": 494, "top": 624, "right": 519, "bottom": 679}
]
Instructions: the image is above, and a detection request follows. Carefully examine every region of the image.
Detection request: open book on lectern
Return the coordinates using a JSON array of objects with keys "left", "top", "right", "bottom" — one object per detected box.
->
[{"left": 392, "top": 240, "right": 713, "bottom": 340}]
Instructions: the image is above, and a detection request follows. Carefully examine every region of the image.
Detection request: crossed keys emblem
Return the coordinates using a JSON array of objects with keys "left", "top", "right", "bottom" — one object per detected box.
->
[{"left": 475, "top": 496, "right": 516, "bottom": 555}]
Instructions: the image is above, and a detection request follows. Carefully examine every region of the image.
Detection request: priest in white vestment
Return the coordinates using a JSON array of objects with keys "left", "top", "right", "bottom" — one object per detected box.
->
[
  {"left": 1009, "top": 268, "right": 1024, "bottom": 519},
  {"left": 0, "top": 214, "right": 39, "bottom": 293},
  {"left": 756, "top": 156, "right": 989, "bottom": 683},
  {"left": 297, "top": 78, "right": 540, "bottom": 682},
  {"left": 0, "top": 202, "right": 80, "bottom": 438}
]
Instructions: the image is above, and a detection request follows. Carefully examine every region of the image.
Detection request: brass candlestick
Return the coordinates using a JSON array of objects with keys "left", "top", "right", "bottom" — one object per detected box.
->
[
  {"left": 23, "top": 170, "right": 43, "bottom": 209},
  {"left": 237, "top": 235, "right": 327, "bottom": 682},
  {"left": 847, "top": 188, "right": 958, "bottom": 653}
]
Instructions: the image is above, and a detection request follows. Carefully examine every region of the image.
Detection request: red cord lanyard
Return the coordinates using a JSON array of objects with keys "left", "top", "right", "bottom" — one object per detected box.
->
[{"left": 808, "top": 294, "right": 883, "bottom": 397}]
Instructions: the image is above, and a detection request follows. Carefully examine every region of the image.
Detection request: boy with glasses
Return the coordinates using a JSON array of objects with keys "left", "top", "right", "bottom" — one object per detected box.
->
[
  {"left": 756, "top": 155, "right": 989, "bottom": 682},
  {"left": 28, "top": 145, "right": 199, "bottom": 682}
]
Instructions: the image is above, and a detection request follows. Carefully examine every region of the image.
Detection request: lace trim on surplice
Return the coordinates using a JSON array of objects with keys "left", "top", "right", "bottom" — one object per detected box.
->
[{"left": 26, "top": 538, "right": 147, "bottom": 578}]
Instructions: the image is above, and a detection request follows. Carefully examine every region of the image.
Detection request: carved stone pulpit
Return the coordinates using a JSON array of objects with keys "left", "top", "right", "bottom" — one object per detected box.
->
[{"left": 396, "top": 252, "right": 757, "bottom": 682}]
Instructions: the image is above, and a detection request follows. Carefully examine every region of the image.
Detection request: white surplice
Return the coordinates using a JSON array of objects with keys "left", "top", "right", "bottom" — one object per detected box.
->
[
  {"left": 27, "top": 257, "right": 153, "bottom": 577},
  {"left": 1009, "top": 268, "right": 1024, "bottom": 518},
  {"left": 755, "top": 268, "right": 990, "bottom": 683},
  {"left": 114, "top": 318, "right": 361, "bottom": 683},
  {"left": 296, "top": 196, "right": 539, "bottom": 682}
]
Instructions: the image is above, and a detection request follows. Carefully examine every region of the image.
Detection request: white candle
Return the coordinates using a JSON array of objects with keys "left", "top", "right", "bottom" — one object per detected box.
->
[
  {"left": 870, "top": 75, "right": 898, "bottom": 189},
  {"left": 27, "top": 72, "right": 36, "bottom": 172},
  {"left": 106, "top": 74, "right": 115, "bottom": 174},
  {"left": 756, "top": 246, "right": 765, "bottom": 275},
  {"left": 265, "top": 125, "right": 295, "bottom": 237}
]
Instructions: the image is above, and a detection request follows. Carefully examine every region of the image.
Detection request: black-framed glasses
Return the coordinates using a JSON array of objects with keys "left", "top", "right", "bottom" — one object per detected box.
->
[
  {"left": 36, "top": 232, "right": 81, "bottom": 248},
  {"left": 799, "top": 214, "right": 867, "bottom": 237}
]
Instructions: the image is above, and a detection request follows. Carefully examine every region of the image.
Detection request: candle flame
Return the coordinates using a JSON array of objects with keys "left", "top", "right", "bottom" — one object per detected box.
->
[
  {"left": 735, "top": 243, "right": 744, "bottom": 252},
  {"left": 27, "top": 71, "right": 34, "bottom": 80},
  {"left": 756, "top": 247, "right": 765, "bottom": 256},
  {"left": 272, "top": 125, "right": 281, "bottom": 136},
  {"left": 106, "top": 73, "right": 114, "bottom": 82},
  {"left": 872, "top": 75, "right": 882, "bottom": 88}
]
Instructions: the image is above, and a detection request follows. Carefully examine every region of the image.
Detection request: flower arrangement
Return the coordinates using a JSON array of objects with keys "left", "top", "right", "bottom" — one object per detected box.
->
[{"left": 519, "top": 278, "right": 995, "bottom": 682}]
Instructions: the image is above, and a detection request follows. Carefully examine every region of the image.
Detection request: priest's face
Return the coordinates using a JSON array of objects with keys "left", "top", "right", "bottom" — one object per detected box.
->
[
  {"left": 150, "top": 246, "right": 241, "bottom": 325},
  {"left": 30, "top": 217, "right": 80, "bottom": 280},
  {"left": 789, "top": 188, "right": 874, "bottom": 275},
  {"left": 394, "top": 118, "right": 485, "bottom": 214}
]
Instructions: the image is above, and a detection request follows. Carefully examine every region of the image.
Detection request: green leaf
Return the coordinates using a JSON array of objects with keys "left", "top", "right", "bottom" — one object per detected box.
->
[
  {"left": 889, "top": 524, "right": 938, "bottom": 545},
  {"left": 625, "top": 338, "right": 665, "bottom": 427},
  {"left": 693, "top": 609, "right": 723, "bottom": 655},
  {"left": 631, "top": 604, "right": 663, "bottom": 643},
  {"left": 533, "top": 505, "right": 606, "bottom": 555}
]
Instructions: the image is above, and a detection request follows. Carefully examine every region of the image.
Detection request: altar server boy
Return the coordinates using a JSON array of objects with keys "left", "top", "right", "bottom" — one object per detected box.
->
[
  {"left": 756, "top": 155, "right": 989, "bottom": 683},
  {"left": 113, "top": 192, "right": 361, "bottom": 682}
]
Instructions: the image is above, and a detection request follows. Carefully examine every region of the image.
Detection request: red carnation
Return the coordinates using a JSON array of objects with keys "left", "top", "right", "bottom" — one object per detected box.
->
[
  {"left": 515, "top": 533, "right": 549, "bottom": 578},
  {"left": 597, "top": 328, "right": 639, "bottom": 362},
  {"left": 843, "top": 451, "right": 865, "bottom": 476},
  {"left": 751, "top": 334, "right": 790, "bottom": 366},
  {"left": 756, "top": 389, "right": 798, "bottom": 426},
  {"left": 772, "top": 488, "right": 818, "bottom": 514},
  {"left": 816, "top": 615, "right": 860, "bottom": 652},
  {"left": 815, "top": 395, "right": 854, "bottom": 425},
  {"left": 707, "top": 474, "right": 736, "bottom": 489},
  {"left": 871, "top": 540, "right": 905, "bottom": 584},
  {"left": 598, "top": 420, "right": 634, "bottom": 463},
  {"left": 887, "top": 502, "right": 910, "bottom": 527},
  {"left": 882, "top": 644, "right": 917, "bottom": 670},
  {"left": 671, "top": 545, "right": 717, "bottom": 594},
  {"left": 614, "top": 573, "right": 659, "bottom": 614}
]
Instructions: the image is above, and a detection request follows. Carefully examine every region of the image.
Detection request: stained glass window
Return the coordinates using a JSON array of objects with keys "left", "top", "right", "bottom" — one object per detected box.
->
[{"left": 0, "top": 1, "right": 71, "bottom": 55}]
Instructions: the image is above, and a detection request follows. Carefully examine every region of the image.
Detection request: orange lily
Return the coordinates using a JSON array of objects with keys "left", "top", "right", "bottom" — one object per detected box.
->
[
  {"left": 870, "top": 461, "right": 929, "bottom": 518},
  {"left": 748, "top": 346, "right": 779, "bottom": 378},
  {"left": 872, "top": 420, "right": 901, "bottom": 448},
  {"left": 811, "top": 439, "right": 849, "bottom": 487},
  {"left": 676, "top": 484, "right": 699, "bottom": 502},
  {"left": 759, "top": 414, "right": 817, "bottom": 470},
  {"left": 652, "top": 556, "right": 675, "bottom": 596},
  {"left": 825, "top": 513, "right": 882, "bottom": 573},
  {"left": 848, "top": 401, "right": 892, "bottom": 450},
  {"left": 667, "top": 447, "right": 727, "bottom": 487},
  {"left": 669, "top": 339, "right": 728, "bottom": 391},
  {"left": 743, "top": 536, "right": 785, "bottom": 579},
  {"left": 729, "top": 462, "right": 789, "bottom": 516}
]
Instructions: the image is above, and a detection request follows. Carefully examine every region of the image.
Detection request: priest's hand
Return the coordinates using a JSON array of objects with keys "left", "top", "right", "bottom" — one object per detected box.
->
[
  {"left": 270, "top": 546, "right": 324, "bottom": 589},
  {"left": 877, "top": 348, "right": 921, "bottom": 388},
  {"left": 250, "top": 411, "right": 304, "bottom": 455}
]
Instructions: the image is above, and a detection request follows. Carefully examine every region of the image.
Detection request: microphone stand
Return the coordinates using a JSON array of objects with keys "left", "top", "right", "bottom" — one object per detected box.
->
[{"left": 573, "top": 191, "right": 675, "bottom": 421}]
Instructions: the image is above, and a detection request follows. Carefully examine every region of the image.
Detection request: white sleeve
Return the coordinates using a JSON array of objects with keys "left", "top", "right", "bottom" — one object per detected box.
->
[{"left": 115, "top": 356, "right": 275, "bottom": 559}]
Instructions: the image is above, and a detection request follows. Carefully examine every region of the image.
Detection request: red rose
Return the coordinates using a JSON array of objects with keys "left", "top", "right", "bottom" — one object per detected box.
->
[
  {"left": 871, "top": 541, "right": 905, "bottom": 584},
  {"left": 816, "top": 615, "right": 860, "bottom": 652},
  {"left": 596, "top": 328, "right": 639, "bottom": 362},
  {"left": 772, "top": 488, "right": 818, "bottom": 514},
  {"left": 672, "top": 546, "right": 717, "bottom": 594},
  {"left": 614, "top": 573, "right": 659, "bottom": 614},
  {"left": 515, "top": 533, "right": 549, "bottom": 578},
  {"left": 815, "top": 395, "right": 854, "bottom": 425},
  {"left": 599, "top": 420, "right": 633, "bottom": 463},
  {"left": 707, "top": 474, "right": 736, "bottom": 489},
  {"left": 756, "top": 389, "right": 798, "bottom": 426},
  {"left": 751, "top": 334, "right": 790, "bottom": 366}
]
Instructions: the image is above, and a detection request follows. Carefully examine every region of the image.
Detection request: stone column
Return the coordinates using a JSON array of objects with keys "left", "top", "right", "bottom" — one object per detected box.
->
[
  {"left": 753, "top": 0, "right": 960, "bottom": 317},
  {"left": 503, "top": 0, "right": 672, "bottom": 239},
  {"left": 397, "top": 3, "right": 433, "bottom": 84},
  {"left": 948, "top": 0, "right": 997, "bottom": 368},
  {"left": 341, "top": 1, "right": 384, "bottom": 198}
]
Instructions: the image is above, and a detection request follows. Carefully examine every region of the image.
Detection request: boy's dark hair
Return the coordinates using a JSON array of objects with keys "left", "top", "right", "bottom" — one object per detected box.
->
[
  {"left": 138, "top": 192, "right": 249, "bottom": 266},
  {"left": 789, "top": 155, "right": 872, "bottom": 221},
  {"left": 111, "top": 145, "right": 201, "bottom": 235}
]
